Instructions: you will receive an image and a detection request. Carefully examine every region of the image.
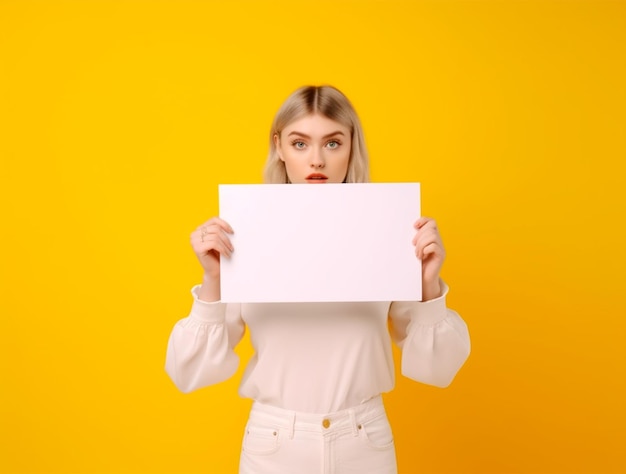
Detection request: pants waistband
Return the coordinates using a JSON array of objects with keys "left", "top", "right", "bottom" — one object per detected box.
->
[{"left": 248, "top": 396, "right": 386, "bottom": 436}]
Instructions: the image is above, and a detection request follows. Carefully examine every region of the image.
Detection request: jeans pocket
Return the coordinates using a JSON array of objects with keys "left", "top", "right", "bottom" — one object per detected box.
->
[
  {"left": 242, "top": 423, "right": 281, "bottom": 455},
  {"left": 360, "top": 414, "right": 395, "bottom": 450}
]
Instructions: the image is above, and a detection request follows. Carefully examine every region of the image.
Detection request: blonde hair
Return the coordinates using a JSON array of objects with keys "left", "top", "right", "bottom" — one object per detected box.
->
[{"left": 263, "top": 85, "right": 370, "bottom": 184}]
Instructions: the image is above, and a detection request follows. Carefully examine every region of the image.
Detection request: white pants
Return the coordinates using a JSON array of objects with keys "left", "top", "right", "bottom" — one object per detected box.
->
[{"left": 239, "top": 395, "right": 398, "bottom": 474}]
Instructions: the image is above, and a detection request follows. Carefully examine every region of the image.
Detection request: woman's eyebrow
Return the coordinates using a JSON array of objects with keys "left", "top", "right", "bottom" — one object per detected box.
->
[{"left": 287, "top": 131, "right": 346, "bottom": 139}]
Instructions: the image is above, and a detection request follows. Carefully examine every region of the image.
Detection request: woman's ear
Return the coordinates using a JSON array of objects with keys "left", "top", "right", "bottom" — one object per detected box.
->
[{"left": 273, "top": 133, "right": 284, "bottom": 162}]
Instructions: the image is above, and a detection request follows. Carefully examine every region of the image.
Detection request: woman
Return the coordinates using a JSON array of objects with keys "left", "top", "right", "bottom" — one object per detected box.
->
[{"left": 166, "top": 85, "right": 470, "bottom": 474}]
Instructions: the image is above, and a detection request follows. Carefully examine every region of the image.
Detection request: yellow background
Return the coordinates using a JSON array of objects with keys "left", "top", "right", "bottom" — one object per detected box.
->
[{"left": 1, "top": 1, "right": 625, "bottom": 473}]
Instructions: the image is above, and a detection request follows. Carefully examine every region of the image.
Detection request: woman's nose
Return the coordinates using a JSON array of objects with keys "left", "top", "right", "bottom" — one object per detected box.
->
[{"left": 310, "top": 148, "right": 325, "bottom": 168}]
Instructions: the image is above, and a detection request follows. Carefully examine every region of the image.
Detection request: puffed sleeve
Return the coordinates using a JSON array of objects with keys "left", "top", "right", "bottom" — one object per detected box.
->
[
  {"left": 389, "top": 281, "right": 470, "bottom": 388},
  {"left": 165, "top": 285, "right": 245, "bottom": 393}
]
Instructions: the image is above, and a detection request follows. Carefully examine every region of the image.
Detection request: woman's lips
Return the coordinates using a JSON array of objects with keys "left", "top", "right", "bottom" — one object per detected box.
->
[{"left": 306, "top": 173, "right": 328, "bottom": 183}]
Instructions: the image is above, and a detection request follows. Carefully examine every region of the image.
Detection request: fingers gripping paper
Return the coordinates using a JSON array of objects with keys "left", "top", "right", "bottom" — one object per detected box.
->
[{"left": 219, "top": 183, "right": 421, "bottom": 303}]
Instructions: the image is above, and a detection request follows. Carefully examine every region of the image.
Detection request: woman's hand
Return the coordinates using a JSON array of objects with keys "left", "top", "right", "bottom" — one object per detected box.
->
[
  {"left": 190, "top": 217, "right": 234, "bottom": 301},
  {"left": 412, "top": 217, "right": 445, "bottom": 301}
]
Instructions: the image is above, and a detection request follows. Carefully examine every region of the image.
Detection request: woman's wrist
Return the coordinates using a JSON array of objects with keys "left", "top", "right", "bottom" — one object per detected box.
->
[
  {"left": 422, "top": 280, "right": 442, "bottom": 301},
  {"left": 198, "top": 274, "right": 220, "bottom": 302}
]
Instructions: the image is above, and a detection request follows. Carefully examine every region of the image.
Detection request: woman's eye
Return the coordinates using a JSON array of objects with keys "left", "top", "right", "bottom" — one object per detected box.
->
[
  {"left": 326, "top": 140, "right": 340, "bottom": 149},
  {"left": 293, "top": 141, "right": 306, "bottom": 149}
]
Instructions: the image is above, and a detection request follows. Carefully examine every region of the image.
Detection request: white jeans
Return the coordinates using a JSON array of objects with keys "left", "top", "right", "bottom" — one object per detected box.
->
[{"left": 239, "top": 395, "right": 397, "bottom": 474}]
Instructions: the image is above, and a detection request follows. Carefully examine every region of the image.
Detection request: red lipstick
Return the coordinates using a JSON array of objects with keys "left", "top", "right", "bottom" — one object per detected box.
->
[{"left": 306, "top": 173, "right": 328, "bottom": 183}]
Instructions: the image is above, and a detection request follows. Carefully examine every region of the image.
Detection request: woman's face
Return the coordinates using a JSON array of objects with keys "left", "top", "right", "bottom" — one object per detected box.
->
[{"left": 275, "top": 114, "right": 351, "bottom": 184}]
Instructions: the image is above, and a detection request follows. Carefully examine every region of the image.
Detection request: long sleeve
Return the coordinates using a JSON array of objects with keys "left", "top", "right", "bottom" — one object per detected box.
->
[
  {"left": 165, "top": 286, "right": 245, "bottom": 393},
  {"left": 389, "top": 281, "right": 470, "bottom": 388}
]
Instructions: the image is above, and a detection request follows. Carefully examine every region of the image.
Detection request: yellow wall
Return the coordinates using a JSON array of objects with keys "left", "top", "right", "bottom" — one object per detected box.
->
[{"left": 1, "top": 1, "right": 625, "bottom": 472}]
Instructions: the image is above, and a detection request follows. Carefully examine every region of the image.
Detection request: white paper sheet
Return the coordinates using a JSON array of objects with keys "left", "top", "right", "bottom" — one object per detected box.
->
[{"left": 219, "top": 183, "right": 421, "bottom": 303}]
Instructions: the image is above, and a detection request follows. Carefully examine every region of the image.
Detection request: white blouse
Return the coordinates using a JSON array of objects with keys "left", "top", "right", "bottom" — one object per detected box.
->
[{"left": 165, "top": 282, "right": 470, "bottom": 413}]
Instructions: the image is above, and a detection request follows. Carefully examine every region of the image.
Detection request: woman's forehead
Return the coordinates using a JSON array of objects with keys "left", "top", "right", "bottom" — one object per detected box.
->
[{"left": 282, "top": 113, "right": 350, "bottom": 135}]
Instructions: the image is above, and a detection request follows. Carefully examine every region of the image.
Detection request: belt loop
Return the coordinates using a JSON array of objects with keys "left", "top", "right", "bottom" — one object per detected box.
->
[
  {"left": 349, "top": 409, "right": 358, "bottom": 437},
  {"left": 288, "top": 411, "right": 295, "bottom": 439}
]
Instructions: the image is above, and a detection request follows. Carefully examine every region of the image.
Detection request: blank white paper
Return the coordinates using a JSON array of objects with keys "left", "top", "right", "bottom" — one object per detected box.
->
[{"left": 219, "top": 183, "right": 421, "bottom": 303}]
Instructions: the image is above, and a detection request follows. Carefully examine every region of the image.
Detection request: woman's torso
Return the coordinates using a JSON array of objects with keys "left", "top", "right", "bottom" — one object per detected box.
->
[{"left": 237, "top": 301, "right": 395, "bottom": 413}]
